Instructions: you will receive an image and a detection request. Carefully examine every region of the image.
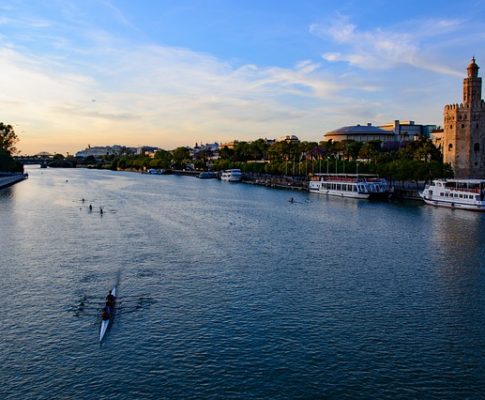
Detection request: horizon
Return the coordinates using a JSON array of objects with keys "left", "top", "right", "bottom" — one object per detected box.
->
[{"left": 2, "top": 0, "right": 484, "bottom": 155}]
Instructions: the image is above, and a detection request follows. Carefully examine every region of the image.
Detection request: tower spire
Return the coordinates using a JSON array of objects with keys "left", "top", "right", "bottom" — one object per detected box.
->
[{"left": 464, "top": 57, "right": 481, "bottom": 105}]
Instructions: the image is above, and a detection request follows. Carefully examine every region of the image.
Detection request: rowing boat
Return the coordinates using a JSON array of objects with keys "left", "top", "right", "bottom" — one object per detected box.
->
[{"left": 99, "top": 286, "right": 116, "bottom": 341}]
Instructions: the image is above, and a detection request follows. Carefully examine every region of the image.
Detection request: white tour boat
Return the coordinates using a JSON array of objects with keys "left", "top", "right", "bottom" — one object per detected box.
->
[
  {"left": 420, "top": 179, "right": 485, "bottom": 211},
  {"left": 220, "top": 169, "right": 242, "bottom": 182},
  {"left": 308, "top": 173, "right": 390, "bottom": 199}
]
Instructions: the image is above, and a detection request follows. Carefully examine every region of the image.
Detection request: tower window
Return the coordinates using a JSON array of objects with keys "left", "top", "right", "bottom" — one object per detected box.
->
[
  {"left": 476, "top": 123, "right": 479, "bottom": 128},
  {"left": 448, "top": 144, "right": 453, "bottom": 151},
  {"left": 461, "top": 124, "right": 465, "bottom": 128},
  {"left": 450, "top": 125, "right": 453, "bottom": 129},
  {"left": 474, "top": 143, "right": 480, "bottom": 152}
]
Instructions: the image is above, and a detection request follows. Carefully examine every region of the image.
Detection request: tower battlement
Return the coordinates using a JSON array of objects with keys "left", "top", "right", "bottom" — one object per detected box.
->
[{"left": 443, "top": 58, "right": 485, "bottom": 178}]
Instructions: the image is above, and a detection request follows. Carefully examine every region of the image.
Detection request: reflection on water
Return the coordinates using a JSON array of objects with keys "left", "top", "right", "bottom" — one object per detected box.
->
[{"left": 1, "top": 166, "right": 485, "bottom": 399}]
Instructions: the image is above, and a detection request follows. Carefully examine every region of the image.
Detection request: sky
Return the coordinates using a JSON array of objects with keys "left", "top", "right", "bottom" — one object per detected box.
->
[{"left": 1, "top": 0, "right": 485, "bottom": 154}]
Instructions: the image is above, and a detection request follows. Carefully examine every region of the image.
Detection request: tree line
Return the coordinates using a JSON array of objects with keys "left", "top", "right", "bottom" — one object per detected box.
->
[
  {"left": 88, "top": 136, "right": 452, "bottom": 183},
  {"left": 0, "top": 119, "right": 452, "bottom": 183}
]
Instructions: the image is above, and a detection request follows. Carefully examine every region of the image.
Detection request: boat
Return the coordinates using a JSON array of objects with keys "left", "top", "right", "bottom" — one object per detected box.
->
[
  {"left": 220, "top": 169, "right": 242, "bottom": 182},
  {"left": 198, "top": 171, "right": 217, "bottom": 179},
  {"left": 420, "top": 179, "right": 485, "bottom": 211},
  {"left": 308, "top": 173, "right": 390, "bottom": 199},
  {"left": 147, "top": 168, "right": 165, "bottom": 175},
  {"left": 99, "top": 287, "right": 116, "bottom": 342}
]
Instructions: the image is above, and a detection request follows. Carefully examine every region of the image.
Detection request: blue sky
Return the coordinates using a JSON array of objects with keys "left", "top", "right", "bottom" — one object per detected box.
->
[{"left": 1, "top": 0, "right": 485, "bottom": 153}]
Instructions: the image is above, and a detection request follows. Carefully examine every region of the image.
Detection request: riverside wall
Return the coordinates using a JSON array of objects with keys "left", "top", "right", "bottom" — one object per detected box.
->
[{"left": 0, "top": 173, "right": 28, "bottom": 189}]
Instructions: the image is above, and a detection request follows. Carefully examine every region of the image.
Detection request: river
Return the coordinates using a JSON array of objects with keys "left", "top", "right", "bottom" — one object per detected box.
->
[{"left": 1, "top": 166, "right": 485, "bottom": 399}]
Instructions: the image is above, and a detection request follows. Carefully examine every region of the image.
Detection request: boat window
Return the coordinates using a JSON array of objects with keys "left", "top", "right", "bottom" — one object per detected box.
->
[
  {"left": 445, "top": 193, "right": 448, "bottom": 197},
  {"left": 440, "top": 192, "right": 444, "bottom": 196},
  {"left": 459, "top": 194, "right": 463, "bottom": 198}
]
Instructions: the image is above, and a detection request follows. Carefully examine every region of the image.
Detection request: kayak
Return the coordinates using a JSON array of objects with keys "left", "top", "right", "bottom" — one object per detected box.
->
[{"left": 99, "top": 287, "right": 117, "bottom": 342}]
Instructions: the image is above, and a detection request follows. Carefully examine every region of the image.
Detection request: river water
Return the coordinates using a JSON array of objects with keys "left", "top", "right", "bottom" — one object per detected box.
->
[{"left": 1, "top": 166, "right": 485, "bottom": 399}]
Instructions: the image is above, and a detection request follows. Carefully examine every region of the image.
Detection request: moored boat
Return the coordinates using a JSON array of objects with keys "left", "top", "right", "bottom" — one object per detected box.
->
[
  {"left": 220, "top": 169, "right": 242, "bottom": 182},
  {"left": 99, "top": 287, "right": 116, "bottom": 342},
  {"left": 147, "top": 168, "right": 165, "bottom": 175},
  {"left": 198, "top": 171, "right": 217, "bottom": 179},
  {"left": 420, "top": 179, "right": 485, "bottom": 211},
  {"left": 308, "top": 173, "right": 389, "bottom": 199}
]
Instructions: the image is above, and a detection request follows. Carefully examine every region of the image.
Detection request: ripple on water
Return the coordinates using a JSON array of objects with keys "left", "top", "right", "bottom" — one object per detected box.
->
[{"left": 1, "top": 168, "right": 485, "bottom": 399}]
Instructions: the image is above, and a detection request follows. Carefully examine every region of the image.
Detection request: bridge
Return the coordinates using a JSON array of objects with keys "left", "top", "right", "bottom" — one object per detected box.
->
[{"left": 14, "top": 154, "right": 54, "bottom": 166}]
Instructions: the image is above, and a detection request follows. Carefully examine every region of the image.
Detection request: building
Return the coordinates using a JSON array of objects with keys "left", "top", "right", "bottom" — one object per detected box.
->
[
  {"left": 324, "top": 123, "right": 395, "bottom": 143},
  {"left": 277, "top": 135, "right": 300, "bottom": 143},
  {"left": 443, "top": 57, "right": 485, "bottom": 178},
  {"left": 75, "top": 146, "right": 116, "bottom": 158},
  {"left": 136, "top": 146, "right": 160, "bottom": 157},
  {"left": 431, "top": 128, "right": 444, "bottom": 150},
  {"left": 75, "top": 145, "right": 136, "bottom": 158},
  {"left": 379, "top": 120, "right": 437, "bottom": 141},
  {"left": 219, "top": 140, "right": 238, "bottom": 149}
]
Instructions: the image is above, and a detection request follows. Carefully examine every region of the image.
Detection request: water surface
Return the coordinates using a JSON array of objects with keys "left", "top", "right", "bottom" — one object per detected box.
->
[{"left": 1, "top": 167, "right": 485, "bottom": 399}]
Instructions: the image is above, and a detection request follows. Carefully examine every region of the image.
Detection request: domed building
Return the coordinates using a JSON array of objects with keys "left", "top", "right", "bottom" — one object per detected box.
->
[{"left": 324, "top": 123, "right": 395, "bottom": 143}]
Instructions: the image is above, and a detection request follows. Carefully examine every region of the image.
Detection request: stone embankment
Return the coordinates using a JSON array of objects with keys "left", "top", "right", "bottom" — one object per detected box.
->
[
  {"left": 0, "top": 173, "right": 28, "bottom": 189},
  {"left": 162, "top": 170, "right": 426, "bottom": 200},
  {"left": 243, "top": 173, "right": 308, "bottom": 191},
  {"left": 391, "top": 181, "right": 425, "bottom": 200}
]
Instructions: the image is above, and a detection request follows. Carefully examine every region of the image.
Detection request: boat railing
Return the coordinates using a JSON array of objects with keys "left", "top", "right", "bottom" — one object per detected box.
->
[{"left": 445, "top": 187, "right": 480, "bottom": 193}]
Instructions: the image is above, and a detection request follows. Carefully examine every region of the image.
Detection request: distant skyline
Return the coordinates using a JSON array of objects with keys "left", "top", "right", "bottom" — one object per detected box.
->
[{"left": 1, "top": 0, "right": 485, "bottom": 154}]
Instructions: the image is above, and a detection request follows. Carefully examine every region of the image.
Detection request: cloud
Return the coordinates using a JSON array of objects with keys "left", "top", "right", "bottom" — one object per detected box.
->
[
  {"left": 310, "top": 14, "right": 464, "bottom": 76},
  {"left": 0, "top": 35, "right": 350, "bottom": 153}
]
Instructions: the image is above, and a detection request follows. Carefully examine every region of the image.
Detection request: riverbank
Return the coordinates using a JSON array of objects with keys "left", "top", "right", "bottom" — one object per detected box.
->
[
  {"left": 0, "top": 172, "right": 28, "bottom": 189},
  {"left": 170, "top": 169, "right": 423, "bottom": 198}
]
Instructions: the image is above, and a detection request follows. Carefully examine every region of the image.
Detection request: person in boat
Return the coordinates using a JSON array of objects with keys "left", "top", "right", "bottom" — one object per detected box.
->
[
  {"left": 99, "top": 207, "right": 103, "bottom": 215},
  {"left": 106, "top": 290, "right": 115, "bottom": 307},
  {"left": 106, "top": 290, "right": 115, "bottom": 303},
  {"left": 89, "top": 204, "right": 93, "bottom": 211},
  {"left": 101, "top": 307, "right": 110, "bottom": 321}
]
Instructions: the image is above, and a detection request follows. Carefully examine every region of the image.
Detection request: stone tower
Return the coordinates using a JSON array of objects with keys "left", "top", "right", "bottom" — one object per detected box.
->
[{"left": 443, "top": 57, "right": 485, "bottom": 178}]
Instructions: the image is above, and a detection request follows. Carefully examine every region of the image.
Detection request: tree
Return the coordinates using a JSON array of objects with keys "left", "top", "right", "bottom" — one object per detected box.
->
[
  {"left": 219, "top": 146, "right": 234, "bottom": 160},
  {"left": 0, "top": 123, "right": 19, "bottom": 154},
  {"left": 171, "top": 146, "right": 190, "bottom": 169}
]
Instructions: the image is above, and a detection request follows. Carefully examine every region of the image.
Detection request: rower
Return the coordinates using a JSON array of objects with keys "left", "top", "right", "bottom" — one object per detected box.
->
[
  {"left": 106, "top": 290, "right": 115, "bottom": 302},
  {"left": 89, "top": 204, "right": 93, "bottom": 211},
  {"left": 101, "top": 308, "right": 110, "bottom": 321},
  {"left": 100, "top": 207, "right": 103, "bottom": 215},
  {"left": 106, "top": 290, "right": 115, "bottom": 306}
]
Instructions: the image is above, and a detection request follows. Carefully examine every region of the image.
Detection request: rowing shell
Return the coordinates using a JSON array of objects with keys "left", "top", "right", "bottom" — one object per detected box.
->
[{"left": 99, "top": 287, "right": 116, "bottom": 342}]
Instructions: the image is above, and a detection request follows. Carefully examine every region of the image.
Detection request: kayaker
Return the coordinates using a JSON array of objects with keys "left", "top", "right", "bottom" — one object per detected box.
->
[{"left": 89, "top": 204, "right": 92, "bottom": 211}]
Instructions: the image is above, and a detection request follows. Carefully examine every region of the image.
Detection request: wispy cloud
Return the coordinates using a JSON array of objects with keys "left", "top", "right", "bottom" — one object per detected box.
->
[
  {"left": 310, "top": 13, "right": 464, "bottom": 76},
  {"left": 0, "top": 34, "right": 350, "bottom": 152}
]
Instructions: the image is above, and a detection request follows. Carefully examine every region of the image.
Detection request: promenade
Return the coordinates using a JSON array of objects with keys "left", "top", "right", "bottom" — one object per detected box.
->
[{"left": 0, "top": 173, "right": 28, "bottom": 189}]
